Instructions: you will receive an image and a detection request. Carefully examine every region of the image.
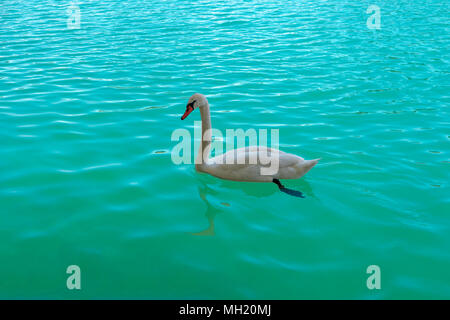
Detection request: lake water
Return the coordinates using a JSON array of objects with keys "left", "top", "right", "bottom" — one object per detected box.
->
[{"left": 0, "top": 0, "right": 449, "bottom": 299}]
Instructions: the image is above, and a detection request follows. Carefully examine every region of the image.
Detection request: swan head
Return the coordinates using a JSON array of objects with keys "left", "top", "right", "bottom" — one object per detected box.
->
[{"left": 181, "top": 93, "right": 208, "bottom": 120}]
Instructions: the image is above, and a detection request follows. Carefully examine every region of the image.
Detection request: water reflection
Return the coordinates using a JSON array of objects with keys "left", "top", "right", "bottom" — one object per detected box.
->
[
  {"left": 191, "top": 177, "right": 317, "bottom": 236},
  {"left": 217, "top": 178, "right": 316, "bottom": 199},
  {"left": 190, "top": 183, "right": 219, "bottom": 236}
]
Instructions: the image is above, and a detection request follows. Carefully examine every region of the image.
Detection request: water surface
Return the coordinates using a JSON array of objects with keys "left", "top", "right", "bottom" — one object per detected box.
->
[{"left": 0, "top": 0, "right": 449, "bottom": 299}]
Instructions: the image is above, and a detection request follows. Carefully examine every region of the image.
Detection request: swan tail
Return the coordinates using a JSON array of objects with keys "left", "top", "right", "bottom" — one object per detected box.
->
[{"left": 304, "top": 158, "right": 320, "bottom": 171}]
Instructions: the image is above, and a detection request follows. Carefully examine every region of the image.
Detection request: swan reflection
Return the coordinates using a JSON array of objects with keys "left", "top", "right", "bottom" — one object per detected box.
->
[{"left": 190, "top": 177, "right": 316, "bottom": 236}]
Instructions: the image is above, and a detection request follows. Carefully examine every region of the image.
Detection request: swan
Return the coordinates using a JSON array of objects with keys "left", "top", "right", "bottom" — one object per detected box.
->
[{"left": 181, "top": 93, "right": 319, "bottom": 194}]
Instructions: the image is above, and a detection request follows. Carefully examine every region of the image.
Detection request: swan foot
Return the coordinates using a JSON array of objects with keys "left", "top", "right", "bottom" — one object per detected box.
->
[
  {"left": 273, "top": 179, "right": 305, "bottom": 198},
  {"left": 273, "top": 179, "right": 284, "bottom": 189}
]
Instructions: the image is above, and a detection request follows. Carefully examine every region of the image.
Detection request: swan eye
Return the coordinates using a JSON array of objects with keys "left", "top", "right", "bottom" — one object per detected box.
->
[{"left": 188, "top": 100, "right": 196, "bottom": 108}]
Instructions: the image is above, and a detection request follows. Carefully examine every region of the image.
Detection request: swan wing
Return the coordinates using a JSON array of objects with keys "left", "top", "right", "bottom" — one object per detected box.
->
[{"left": 204, "top": 146, "right": 311, "bottom": 182}]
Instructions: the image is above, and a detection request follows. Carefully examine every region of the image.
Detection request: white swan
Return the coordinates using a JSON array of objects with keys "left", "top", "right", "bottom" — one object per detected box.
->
[{"left": 181, "top": 93, "right": 319, "bottom": 191}]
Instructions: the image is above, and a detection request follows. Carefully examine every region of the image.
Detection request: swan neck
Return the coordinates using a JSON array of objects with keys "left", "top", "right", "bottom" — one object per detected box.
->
[{"left": 196, "top": 103, "right": 212, "bottom": 169}]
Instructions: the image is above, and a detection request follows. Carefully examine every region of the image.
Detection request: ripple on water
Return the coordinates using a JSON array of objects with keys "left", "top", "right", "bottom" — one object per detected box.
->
[{"left": 0, "top": 0, "right": 449, "bottom": 299}]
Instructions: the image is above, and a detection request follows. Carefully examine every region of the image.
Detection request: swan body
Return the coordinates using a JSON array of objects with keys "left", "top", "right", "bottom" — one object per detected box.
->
[
  {"left": 201, "top": 146, "right": 318, "bottom": 182},
  {"left": 181, "top": 93, "right": 318, "bottom": 183}
]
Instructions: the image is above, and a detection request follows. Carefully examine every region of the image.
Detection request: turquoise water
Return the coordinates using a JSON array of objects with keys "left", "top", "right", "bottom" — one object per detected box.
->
[{"left": 1, "top": 0, "right": 449, "bottom": 299}]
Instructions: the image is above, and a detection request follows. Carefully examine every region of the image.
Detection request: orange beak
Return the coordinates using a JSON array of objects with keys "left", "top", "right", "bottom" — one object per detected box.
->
[{"left": 181, "top": 105, "right": 194, "bottom": 120}]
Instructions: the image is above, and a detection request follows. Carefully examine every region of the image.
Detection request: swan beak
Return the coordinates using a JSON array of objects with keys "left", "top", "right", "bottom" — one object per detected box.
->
[{"left": 181, "top": 105, "right": 194, "bottom": 120}]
